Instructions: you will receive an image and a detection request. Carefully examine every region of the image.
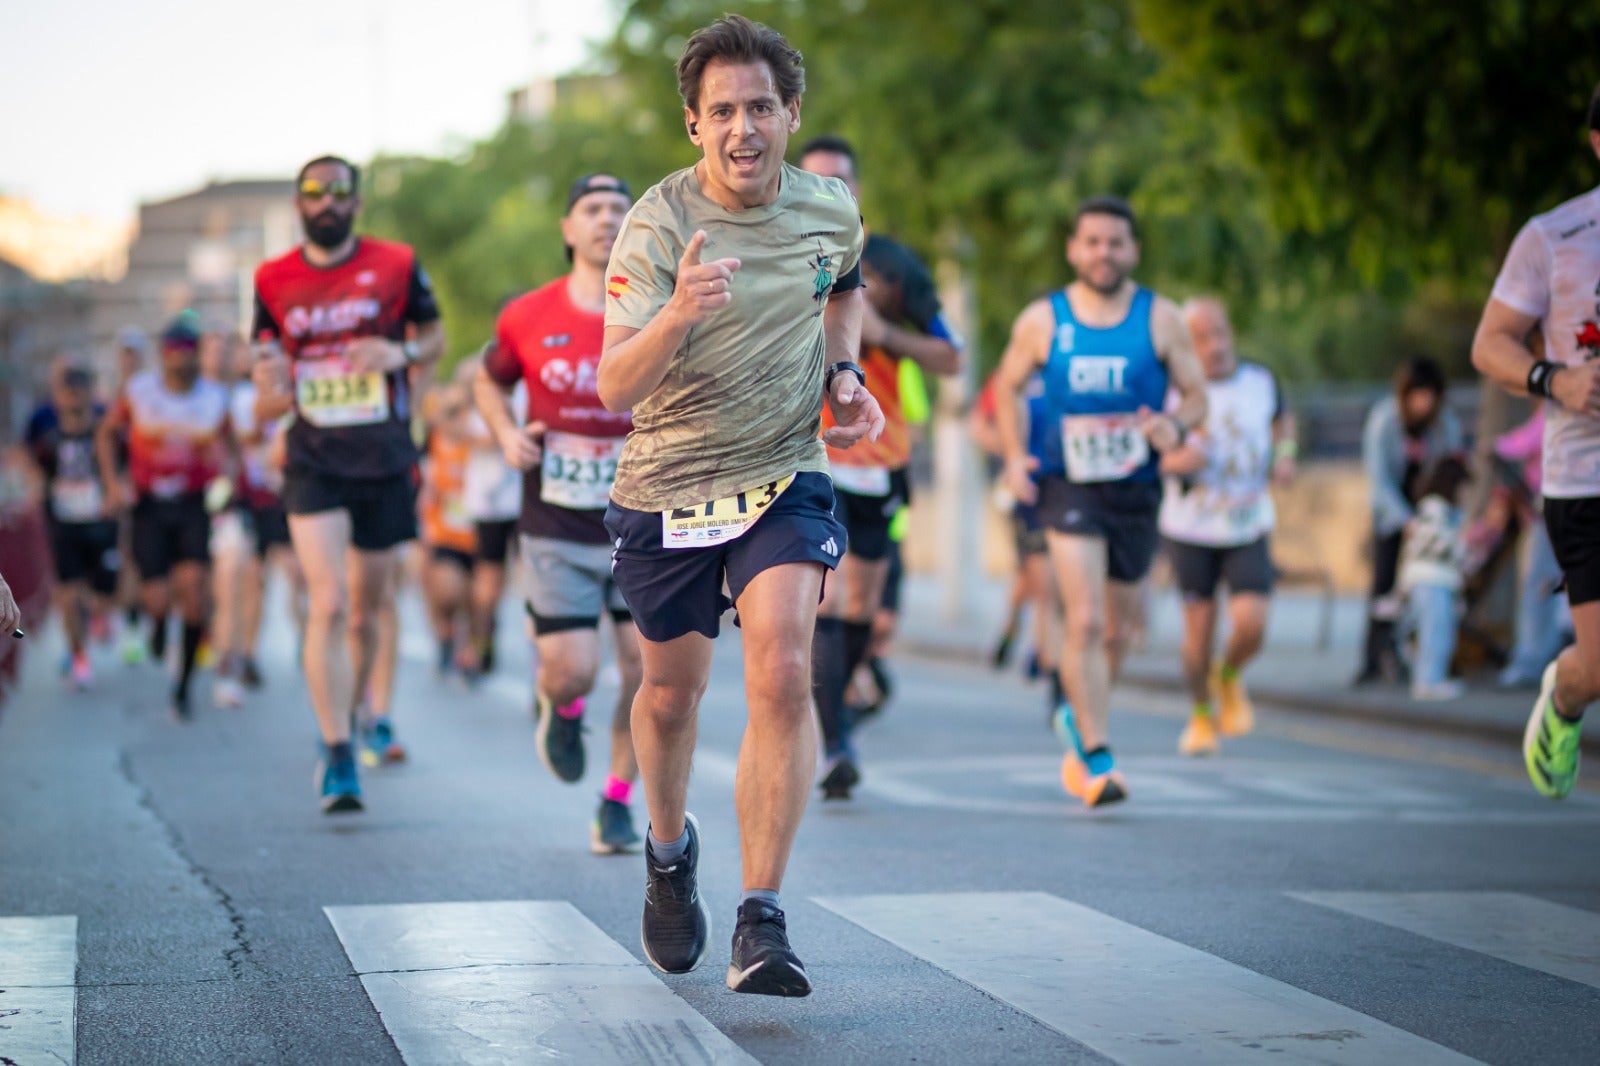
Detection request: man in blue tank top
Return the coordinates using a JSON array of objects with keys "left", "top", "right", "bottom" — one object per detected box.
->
[{"left": 991, "top": 196, "right": 1207, "bottom": 808}]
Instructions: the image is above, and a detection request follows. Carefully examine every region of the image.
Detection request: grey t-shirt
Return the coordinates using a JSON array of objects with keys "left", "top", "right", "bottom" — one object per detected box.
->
[{"left": 604, "top": 163, "right": 865, "bottom": 511}]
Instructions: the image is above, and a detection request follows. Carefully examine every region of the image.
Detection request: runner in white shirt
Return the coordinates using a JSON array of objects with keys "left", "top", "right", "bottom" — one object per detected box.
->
[
  {"left": 1473, "top": 81, "right": 1600, "bottom": 800},
  {"left": 1159, "top": 299, "right": 1296, "bottom": 755},
  {"left": 459, "top": 354, "right": 527, "bottom": 680}
]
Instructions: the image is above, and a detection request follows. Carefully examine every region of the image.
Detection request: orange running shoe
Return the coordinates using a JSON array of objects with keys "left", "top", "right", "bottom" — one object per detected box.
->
[
  {"left": 1214, "top": 666, "right": 1255, "bottom": 737},
  {"left": 1060, "top": 751, "right": 1088, "bottom": 798},
  {"left": 1178, "top": 713, "right": 1220, "bottom": 756}
]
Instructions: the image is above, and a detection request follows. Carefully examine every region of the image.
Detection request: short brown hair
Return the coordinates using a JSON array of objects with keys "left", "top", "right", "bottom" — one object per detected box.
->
[{"left": 676, "top": 14, "right": 804, "bottom": 114}]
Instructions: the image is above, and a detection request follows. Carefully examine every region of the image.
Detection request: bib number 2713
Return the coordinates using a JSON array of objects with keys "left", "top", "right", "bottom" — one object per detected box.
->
[{"left": 661, "top": 475, "right": 794, "bottom": 549}]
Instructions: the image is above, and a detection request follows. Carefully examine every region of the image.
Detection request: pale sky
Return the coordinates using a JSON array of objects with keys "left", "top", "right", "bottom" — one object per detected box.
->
[{"left": 1, "top": 0, "right": 619, "bottom": 224}]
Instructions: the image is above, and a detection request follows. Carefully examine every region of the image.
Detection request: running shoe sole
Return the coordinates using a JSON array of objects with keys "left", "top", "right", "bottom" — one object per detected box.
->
[
  {"left": 591, "top": 830, "right": 642, "bottom": 855},
  {"left": 726, "top": 957, "right": 812, "bottom": 997},
  {"left": 1083, "top": 771, "right": 1128, "bottom": 808},
  {"left": 315, "top": 764, "right": 365, "bottom": 814}
]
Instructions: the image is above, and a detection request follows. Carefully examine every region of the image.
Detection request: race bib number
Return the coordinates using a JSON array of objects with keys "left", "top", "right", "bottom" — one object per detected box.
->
[
  {"left": 830, "top": 461, "right": 891, "bottom": 497},
  {"left": 541, "top": 432, "right": 624, "bottom": 510},
  {"left": 150, "top": 473, "right": 189, "bottom": 500},
  {"left": 51, "top": 478, "right": 104, "bottom": 522},
  {"left": 296, "top": 359, "right": 388, "bottom": 428},
  {"left": 661, "top": 475, "right": 794, "bottom": 549},
  {"left": 442, "top": 495, "right": 473, "bottom": 534},
  {"left": 1063, "top": 414, "right": 1149, "bottom": 483}
]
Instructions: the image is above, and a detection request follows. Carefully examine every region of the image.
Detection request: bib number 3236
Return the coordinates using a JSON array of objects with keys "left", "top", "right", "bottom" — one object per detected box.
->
[
  {"left": 661, "top": 475, "right": 793, "bottom": 549},
  {"left": 1062, "top": 414, "right": 1148, "bottom": 483}
]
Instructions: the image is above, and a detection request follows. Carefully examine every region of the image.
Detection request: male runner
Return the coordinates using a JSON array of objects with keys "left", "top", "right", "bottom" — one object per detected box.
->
[
  {"left": 251, "top": 155, "right": 443, "bottom": 813},
  {"left": 96, "top": 316, "right": 232, "bottom": 719},
  {"left": 993, "top": 195, "right": 1206, "bottom": 807},
  {"left": 475, "top": 173, "right": 646, "bottom": 854},
  {"left": 31, "top": 362, "right": 119, "bottom": 688},
  {"left": 1159, "top": 298, "right": 1296, "bottom": 756},
  {"left": 797, "top": 136, "right": 963, "bottom": 798},
  {"left": 599, "top": 15, "right": 881, "bottom": 996},
  {"left": 459, "top": 354, "right": 525, "bottom": 680},
  {"left": 1473, "top": 81, "right": 1600, "bottom": 799}
]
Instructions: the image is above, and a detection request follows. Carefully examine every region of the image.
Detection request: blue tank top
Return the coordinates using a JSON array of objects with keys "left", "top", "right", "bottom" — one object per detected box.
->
[{"left": 1038, "top": 286, "right": 1167, "bottom": 481}]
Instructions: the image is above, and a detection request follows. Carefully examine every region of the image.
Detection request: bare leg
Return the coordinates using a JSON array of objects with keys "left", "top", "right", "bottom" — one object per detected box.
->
[
  {"left": 631, "top": 631, "right": 714, "bottom": 843},
  {"left": 1222, "top": 593, "right": 1270, "bottom": 672},
  {"left": 737, "top": 562, "right": 825, "bottom": 892},
  {"left": 235, "top": 553, "right": 265, "bottom": 659},
  {"left": 289, "top": 512, "right": 355, "bottom": 744},
  {"left": 469, "top": 559, "right": 505, "bottom": 667},
  {"left": 1553, "top": 600, "right": 1600, "bottom": 718},
  {"left": 610, "top": 619, "right": 644, "bottom": 783},
  {"left": 1179, "top": 598, "right": 1219, "bottom": 706},
  {"left": 1048, "top": 533, "right": 1111, "bottom": 750},
  {"left": 346, "top": 547, "right": 397, "bottom": 716}
]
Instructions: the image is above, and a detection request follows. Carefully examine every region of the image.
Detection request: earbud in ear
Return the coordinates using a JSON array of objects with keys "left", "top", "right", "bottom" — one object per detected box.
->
[{"left": 689, "top": 122, "right": 698, "bottom": 135}]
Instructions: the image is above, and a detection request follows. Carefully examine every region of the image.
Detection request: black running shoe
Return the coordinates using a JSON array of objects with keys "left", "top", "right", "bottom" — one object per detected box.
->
[
  {"left": 819, "top": 754, "right": 860, "bottom": 800},
  {"left": 239, "top": 657, "right": 263, "bottom": 690},
  {"left": 991, "top": 630, "right": 1015, "bottom": 669},
  {"left": 726, "top": 900, "right": 811, "bottom": 997},
  {"left": 641, "top": 813, "right": 710, "bottom": 974},
  {"left": 169, "top": 683, "right": 192, "bottom": 723},
  {"left": 535, "top": 695, "right": 586, "bottom": 783},
  {"left": 592, "top": 797, "right": 642, "bottom": 855}
]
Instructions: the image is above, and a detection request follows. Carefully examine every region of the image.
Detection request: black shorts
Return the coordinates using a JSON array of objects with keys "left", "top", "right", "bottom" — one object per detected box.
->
[
  {"left": 131, "top": 493, "right": 211, "bottom": 580},
  {"left": 1036, "top": 476, "right": 1162, "bottom": 584},
  {"left": 283, "top": 468, "right": 417, "bottom": 552},
  {"left": 430, "top": 545, "right": 474, "bottom": 573},
  {"left": 48, "top": 518, "right": 120, "bottom": 594},
  {"left": 1165, "top": 536, "right": 1275, "bottom": 600},
  {"left": 1545, "top": 495, "right": 1600, "bottom": 606},
  {"left": 604, "top": 471, "right": 847, "bottom": 643},
  {"left": 832, "top": 467, "right": 910, "bottom": 562},
  {"left": 475, "top": 518, "right": 517, "bottom": 565},
  {"left": 247, "top": 503, "right": 290, "bottom": 558}
]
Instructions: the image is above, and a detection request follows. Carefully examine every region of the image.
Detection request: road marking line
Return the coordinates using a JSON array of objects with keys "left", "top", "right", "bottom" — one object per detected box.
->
[
  {"left": 1293, "top": 891, "right": 1600, "bottom": 991},
  {"left": 0, "top": 915, "right": 77, "bottom": 1066},
  {"left": 815, "top": 892, "right": 1479, "bottom": 1065},
  {"left": 325, "top": 901, "right": 757, "bottom": 1065}
]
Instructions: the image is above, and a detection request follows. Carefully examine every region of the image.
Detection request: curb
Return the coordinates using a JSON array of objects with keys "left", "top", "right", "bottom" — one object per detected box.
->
[{"left": 898, "top": 637, "right": 1600, "bottom": 759}]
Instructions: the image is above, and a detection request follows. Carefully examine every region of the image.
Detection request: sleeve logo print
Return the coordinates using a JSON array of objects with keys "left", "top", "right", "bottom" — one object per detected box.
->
[
  {"left": 607, "top": 275, "right": 630, "bottom": 300},
  {"left": 1576, "top": 320, "right": 1600, "bottom": 359}
]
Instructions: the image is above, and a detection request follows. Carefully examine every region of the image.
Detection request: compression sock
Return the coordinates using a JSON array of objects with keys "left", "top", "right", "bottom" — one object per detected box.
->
[
  {"left": 811, "top": 617, "right": 850, "bottom": 755},
  {"left": 176, "top": 622, "right": 203, "bottom": 700},
  {"left": 148, "top": 615, "right": 169, "bottom": 661}
]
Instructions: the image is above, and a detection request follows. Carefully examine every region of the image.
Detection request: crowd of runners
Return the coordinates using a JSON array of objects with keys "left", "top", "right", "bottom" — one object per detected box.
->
[{"left": 11, "top": 14, "right": 1597, "bottom": 1000}]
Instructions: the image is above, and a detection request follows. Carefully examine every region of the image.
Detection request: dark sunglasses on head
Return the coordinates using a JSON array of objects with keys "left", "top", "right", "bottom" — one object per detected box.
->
[{"left": 298, "top": 179, "right": 354, "bottom": 202}]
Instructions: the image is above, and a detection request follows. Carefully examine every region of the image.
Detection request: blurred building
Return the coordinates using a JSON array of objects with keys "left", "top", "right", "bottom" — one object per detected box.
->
[
  {"left": 0, "top": 256, "right": 92, "bottom": 441},
  {"left": 87, "top": 179, "right": 299, "bottom": 387}
]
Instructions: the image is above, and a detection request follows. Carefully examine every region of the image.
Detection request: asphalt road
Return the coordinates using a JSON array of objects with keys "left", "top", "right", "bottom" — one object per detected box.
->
[{"left": 2, "top": 591, "right": 1597, "bottom": 1065}]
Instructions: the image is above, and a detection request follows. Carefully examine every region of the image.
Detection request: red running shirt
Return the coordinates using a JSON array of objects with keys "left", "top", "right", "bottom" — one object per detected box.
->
[
  {"left": 484, "top": 277, "right": 632, "bottom": 544},
  {"left": 114, "top": 371, "right": 231, "bottom": 499},
  {"left": 252, "top": 237, "right": 440, "bottom": 479}
]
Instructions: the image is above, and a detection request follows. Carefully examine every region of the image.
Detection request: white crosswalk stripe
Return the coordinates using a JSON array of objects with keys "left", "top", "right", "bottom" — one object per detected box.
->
[
  {"left": 814, "top": 891, "right": 1481, "bottom": 1065},
  {"left": 324, "top": 900, "right": 758, "bottom": 1065},
  {"left": 1292, "top": 891, "right": 1600, "bottom": 991},
  {"left": 0, "top": 915, "right": 77, "bottom": 1066}
]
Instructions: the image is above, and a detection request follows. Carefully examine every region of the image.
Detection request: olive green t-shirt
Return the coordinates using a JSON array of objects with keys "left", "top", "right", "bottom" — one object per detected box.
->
[{"left": 604, "top": 163, "right": 865, "bottom": 511}]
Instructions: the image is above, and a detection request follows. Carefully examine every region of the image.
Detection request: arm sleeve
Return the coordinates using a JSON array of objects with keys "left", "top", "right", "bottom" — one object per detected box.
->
[
  {"left": 829, "top": 210, "right": 865, "bottom": 296},
  {"left": 829, "top": 260, "right": 863, "bottom": 296},
  {"left": 251, "top": 292, "right": 281, "bottom": 339},
  {"left": 403, "top": 260, "right": 442, "bottom": 325},
  {"left": 1490, "top": 221, "right": 1550, "bottom": 320}
]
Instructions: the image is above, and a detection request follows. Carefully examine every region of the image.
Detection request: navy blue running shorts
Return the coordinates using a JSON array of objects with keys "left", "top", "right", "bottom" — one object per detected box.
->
[
  {"left": 604, "top": 471, "right": 847, "bottom": 643},
  {"left": 1036, "top": 475, "right": 1162, "bottom": 584}
]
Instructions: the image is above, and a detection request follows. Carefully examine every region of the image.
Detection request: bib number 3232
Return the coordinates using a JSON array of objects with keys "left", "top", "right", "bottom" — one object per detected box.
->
[
  {"left": 661, "top": 475, "right": 794, "bottom": 549},
  {"left": 1062, "top": 414, "right": 1148, "bottom": 483},
  {"left": 540, "top": 432, "right": 623, "bottom": 510}
]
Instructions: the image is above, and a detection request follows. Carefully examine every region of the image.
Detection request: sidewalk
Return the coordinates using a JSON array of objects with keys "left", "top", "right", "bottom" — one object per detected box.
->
[{"left": 893, "top": 568, "right": 1596, "bottom": 757}]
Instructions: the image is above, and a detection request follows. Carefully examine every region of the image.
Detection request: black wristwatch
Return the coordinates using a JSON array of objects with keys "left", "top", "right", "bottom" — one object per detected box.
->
[{"left": 825, "top": 361, "right": 866, "bottom": 393}]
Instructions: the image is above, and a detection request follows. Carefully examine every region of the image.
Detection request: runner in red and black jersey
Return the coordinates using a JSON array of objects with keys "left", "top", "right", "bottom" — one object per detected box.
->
[
  {"left": 473, "top": 174, "right": 645, "bottom": 854},
  {"left": 96, "top": 315, "right": 234, "bottom": 720},
  {"left": 250, "top": 155, "right": 444, "bottom": 813},
  {"left": 30, "top": 361, "right": 118, "bottom": 689}
]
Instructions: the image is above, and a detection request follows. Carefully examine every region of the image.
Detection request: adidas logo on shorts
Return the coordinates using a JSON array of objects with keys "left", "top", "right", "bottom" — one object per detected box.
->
[{"left": 821, "top": 537, "right": 839, "bottom": 557}]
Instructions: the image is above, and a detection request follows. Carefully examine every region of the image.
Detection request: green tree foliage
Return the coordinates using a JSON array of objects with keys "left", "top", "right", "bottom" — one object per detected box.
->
[{"left": 1134, "top": 0, "right": 1600, "bottom": 292}]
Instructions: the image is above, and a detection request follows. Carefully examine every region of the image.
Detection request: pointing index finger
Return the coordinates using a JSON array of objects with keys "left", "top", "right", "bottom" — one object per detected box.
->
[{"left": 681, "top": 230, "right": 707, "bottom": 268}]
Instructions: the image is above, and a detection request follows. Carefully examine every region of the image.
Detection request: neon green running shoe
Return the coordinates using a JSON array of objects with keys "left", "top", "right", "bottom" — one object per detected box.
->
[
  {"left": 1524, "top": 662, "right": 1581, "bottom": 800},
  {"left": 119, "top": 633, "right": 148, "bottom": 666}
]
